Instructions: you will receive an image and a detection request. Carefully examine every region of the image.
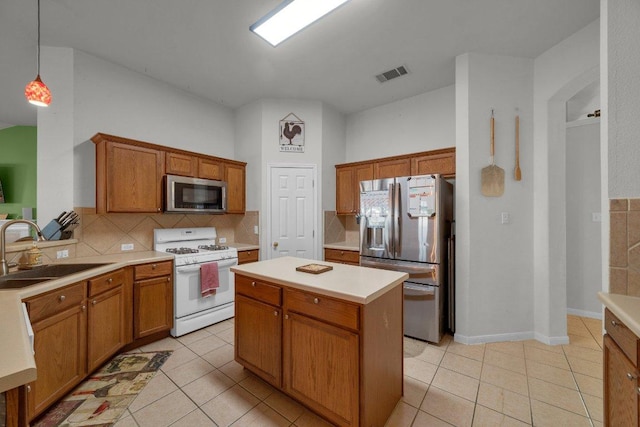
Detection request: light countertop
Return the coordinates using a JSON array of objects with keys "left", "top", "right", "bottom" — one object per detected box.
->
[
  {"left": 231, "top": 256, "right": 407, "bottom": 305},
  {"left": 324, "top": 242, "right": 359, "bottom": 251},
  {"left": 598, "top": 292, "right": 640, "bottom": 337},
  {"left": 230, "top": 243, "right": 260, "bottom": 251},
  {"left": 0, "top": 251, "right": 174, "bottom": 393}
]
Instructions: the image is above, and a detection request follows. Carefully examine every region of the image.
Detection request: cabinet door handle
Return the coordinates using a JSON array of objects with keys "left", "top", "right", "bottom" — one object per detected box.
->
[
  {"left": 107, "top": 278, "right": 113, "bottom": 283},
  {"left": 167, "top": 277, "right": 171, "bottom": 282},
  {"left": 637, "top": 387, "right": 640, "bottom": 396},
  {"left": 627, "top": 372, "right": 637, "bottom": 381},
  {"left": 274, "top": 311, "right": 278, "bottom": 316},
  {"left": 59, "top": 295, "right": 66, "bottom": 302},
  {"left": 26, "top": 385, "right": 31, "bottom": 393},
  {"left": 152, "top": 264, "right": 157, "bottom": 269},
  {"left": 285, "top": 314, "right": 289, "bottom": 320},
  {"left": 313, "top": 297, "right": 319, "bottom": 304},
  {"left": 81, "top": 305, "right": 86, "bottom": 311},
  {"left": 92, "top": 300, "right": 97, "bottom": 306},
  {"left": 251, "top": 281, "right": 256, "bottom": 287}
]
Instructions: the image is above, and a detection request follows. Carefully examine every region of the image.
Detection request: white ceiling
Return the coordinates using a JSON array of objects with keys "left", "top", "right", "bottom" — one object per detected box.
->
[{"left": 0, "top": 0, "right": 599, "bottom": 127}]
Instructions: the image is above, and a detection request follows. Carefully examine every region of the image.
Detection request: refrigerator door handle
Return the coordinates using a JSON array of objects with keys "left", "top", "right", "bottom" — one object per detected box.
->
[
  {"left": 393, "top": 181, "right": 400, "bottom": 258},
  {"left": 404, "top": 283, "right": 435, "bottom": 296}
]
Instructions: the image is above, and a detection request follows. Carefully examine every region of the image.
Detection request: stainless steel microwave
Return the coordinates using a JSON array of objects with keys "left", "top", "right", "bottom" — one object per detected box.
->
[{"left": 165, "top": 174, "right": 227, "bottom": 214}]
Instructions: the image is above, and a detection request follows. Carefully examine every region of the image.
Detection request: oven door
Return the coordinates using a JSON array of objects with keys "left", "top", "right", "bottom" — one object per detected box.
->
[{"left": 174, "top": 258, "right": 236, "bottom": 318}]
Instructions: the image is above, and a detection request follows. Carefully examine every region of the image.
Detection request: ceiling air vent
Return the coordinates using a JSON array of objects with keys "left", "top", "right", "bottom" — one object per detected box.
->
[{"left": 375, "top": 65, "right": 409, "bottom": 83}]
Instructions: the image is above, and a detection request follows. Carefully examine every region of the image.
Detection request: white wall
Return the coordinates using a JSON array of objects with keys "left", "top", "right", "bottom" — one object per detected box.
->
[
  {"left": 37, "top": 48, "right": 236, "bottom": 222},
  {"left": 532, "top": 20, "right": 599, "bottom": 341},
  {"left": 345, "top": 86, "right": 455, "bottom": 162},
  {"left": 455, "top": 53, "right": 535, "bottom": 343},
  {"left": 604, "top": 0, "right": 640, "bottom": 198},
  {"left": 235, "top": 101, "right": 263, "bottom": 212},
  {"left": 566, "top": 121, "right": 602, "bottom": 316},
  {"left": 321, "top": 104, "right": 346, "bottom": 210},
  {"left": 37, "top": 47, "right": 74, "bottom": 224}
]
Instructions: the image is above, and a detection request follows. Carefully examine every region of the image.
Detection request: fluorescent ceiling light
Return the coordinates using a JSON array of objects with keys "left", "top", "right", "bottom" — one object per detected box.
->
[{"left": 250, "top": 0, "right": 351, "bottom": 47}]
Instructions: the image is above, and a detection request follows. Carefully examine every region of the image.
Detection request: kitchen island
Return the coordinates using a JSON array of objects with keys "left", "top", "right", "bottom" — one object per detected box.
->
[{"left": 231, "top": 256, "right": 408, "bottom": 427}]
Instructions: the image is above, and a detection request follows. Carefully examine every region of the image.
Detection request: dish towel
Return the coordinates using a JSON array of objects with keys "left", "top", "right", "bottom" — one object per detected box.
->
[{"left": 200, "top": 261, "right": 219, "bottom": 298}]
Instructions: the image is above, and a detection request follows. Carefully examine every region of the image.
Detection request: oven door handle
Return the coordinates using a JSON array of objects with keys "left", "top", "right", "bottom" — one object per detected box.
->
[
  {"left": 176, "top": 259, "right": 237, "bottom": 273},
  {"left": 176, "top": 265, "right": 202, "bottom": 273}
]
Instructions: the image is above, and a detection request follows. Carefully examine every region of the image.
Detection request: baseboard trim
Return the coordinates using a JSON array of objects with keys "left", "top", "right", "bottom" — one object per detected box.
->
[
  {"left": 566, "top": 308, "right": 602, "bottom": 319},
  {"left": 453, "top": 330, "right": 571, "bottom": 345}
]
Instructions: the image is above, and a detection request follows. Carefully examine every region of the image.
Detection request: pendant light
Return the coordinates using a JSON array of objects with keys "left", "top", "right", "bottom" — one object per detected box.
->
[{"left": 24, "top": 0, "right": 52, "bottom": 107}]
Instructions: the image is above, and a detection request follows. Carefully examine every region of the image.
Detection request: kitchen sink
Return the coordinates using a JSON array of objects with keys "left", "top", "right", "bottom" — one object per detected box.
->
[{"left": 0, "top": 263, "right": 111, "bottom": 290}]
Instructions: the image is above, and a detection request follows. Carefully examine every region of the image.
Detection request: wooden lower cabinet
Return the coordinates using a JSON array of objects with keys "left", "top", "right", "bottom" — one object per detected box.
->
[
  {"left": 324, "top": 248, "right": 359, "bottom": 265},
  {"left": 603, "top": 308, "right": 640, "bottom": 426},
  {"left": 133, "top": 276, "right": 173, "bottom": 339},
  {"left": 87, "top": 269, "right": 130, "bottom": 372},
  {"left": 235, "top": 294, "right": 282, "bottom": 386},
  {"left": 237, "top": 249, "right": 259, "bottom": 264},
  {"left": 133, "top": 261, "right": 174, "bottom": 339},
  {"left": 24, "top": 282, "right": 88, "bottom": 422},
  {"left": 234, "top": 273, "right": 402, "bottom": 427},
  {"left": 284, "top": 312, "right": 359, "bottom": 426}
]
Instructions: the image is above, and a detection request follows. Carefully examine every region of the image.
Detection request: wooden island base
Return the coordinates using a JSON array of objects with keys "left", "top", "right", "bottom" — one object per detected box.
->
[{"left": 232, "top": 257, "right": 407, "bottom": 427}]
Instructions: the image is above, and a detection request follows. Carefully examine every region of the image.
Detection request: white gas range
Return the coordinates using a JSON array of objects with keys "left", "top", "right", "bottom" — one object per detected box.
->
[{"left": 153, "top": 227, "right": 238, "bottom": 337}]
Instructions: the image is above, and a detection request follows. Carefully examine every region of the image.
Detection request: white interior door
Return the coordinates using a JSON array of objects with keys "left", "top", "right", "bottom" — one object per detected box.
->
[{"left": 269, "top": 166, "right": 316, "bottom": 260}]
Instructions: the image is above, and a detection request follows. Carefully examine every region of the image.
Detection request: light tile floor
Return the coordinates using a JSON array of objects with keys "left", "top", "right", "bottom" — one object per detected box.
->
[{"left": 109, "top": 315, "right": 603, "bottom": 427}]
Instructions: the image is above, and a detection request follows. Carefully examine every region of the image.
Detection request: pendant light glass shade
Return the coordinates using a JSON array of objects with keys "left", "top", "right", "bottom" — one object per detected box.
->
[
  {"left": 25, "top": 0, "right": 51, "bottom": 107},
  {"left": 25, "top": 75, "right": 51, "bottom": 106}
]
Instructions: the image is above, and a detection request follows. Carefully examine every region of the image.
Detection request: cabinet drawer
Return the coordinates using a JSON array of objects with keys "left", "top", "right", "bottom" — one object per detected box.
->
[
  {"left": 285, "top": 288, "right": 360, "bottom": 331},
  {"left": 324, "top": 248, "right": 359, "bottom": 264},
  {"left": 134, "top": 261, "right": 173, "bottom": 280},
  {"left": 238, "top": 249, "right": 259, "bottom": 264},
  {"left": 236, "top": 275, "right": 281, "bottom": 306},
  {"left": 88, "top": 268, "right": 125, "bottom": 297},
  {"left": 26, "top": 282, "right": 86, "bottom": 323},
  {"left": 605, "top": 308, "right": 639, "bottom": 365}
]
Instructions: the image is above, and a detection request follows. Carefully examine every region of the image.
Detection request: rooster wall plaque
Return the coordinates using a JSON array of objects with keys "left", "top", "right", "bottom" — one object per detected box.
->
[{"left": 279, "top": 112, "right": 305, "bottom": 153}]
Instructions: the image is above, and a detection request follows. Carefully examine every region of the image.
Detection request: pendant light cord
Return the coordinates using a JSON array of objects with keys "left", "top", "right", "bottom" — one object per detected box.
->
[{"left": 36, "top": 0, "right": 41, "bottom": 75}]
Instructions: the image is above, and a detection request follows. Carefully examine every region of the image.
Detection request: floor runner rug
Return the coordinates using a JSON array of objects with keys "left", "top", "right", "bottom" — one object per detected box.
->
[{"left": 32, "top": 351, "right": 172, "bottom": 427}]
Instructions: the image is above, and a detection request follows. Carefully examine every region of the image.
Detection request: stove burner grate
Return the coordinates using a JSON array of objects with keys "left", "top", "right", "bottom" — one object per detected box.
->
[
  {"left": 166, "top": 247, "right": 200, "bottom": 255},
  {"left": 198, "top": 244, "right": 229, "bottom": 251}
]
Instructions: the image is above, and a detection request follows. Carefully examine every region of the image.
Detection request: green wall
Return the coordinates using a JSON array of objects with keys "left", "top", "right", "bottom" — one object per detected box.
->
[{"left": 0, "top": 126, "right": 37, "bottom": 219}]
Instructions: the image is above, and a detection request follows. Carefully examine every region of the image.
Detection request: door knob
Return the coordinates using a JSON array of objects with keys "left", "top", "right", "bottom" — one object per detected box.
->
[{"left": 273, "top": 242, "right": 279, "bottom": 248}]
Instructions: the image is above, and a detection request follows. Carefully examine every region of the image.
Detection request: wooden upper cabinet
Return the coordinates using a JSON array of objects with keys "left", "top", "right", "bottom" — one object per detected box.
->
[
  {"left": 336, "top": 163, "right": 374, "bottom": 215},
  {"left": 92, "top": 133, "right": 247, "bottom": 215},
  {"left": 166, "top": 152, "right": 197, "bottom": 177},
  {"left": 198, "top": 157, "right": 224, "bottom": 180},
  {"left": 411, "top": 148, "right": 456, "bottom": 177},
  {"left": 225, "top": 162, "right": 246, "bottom": 214},
  {"left": 92, "top": 134, "right": 164, "bottom": 213},
  {"left": 335, "top": 148, "right": 455, "bottom": 215},
  {"left": 374, "top": 157, "right": 411, "bottom": 179}
]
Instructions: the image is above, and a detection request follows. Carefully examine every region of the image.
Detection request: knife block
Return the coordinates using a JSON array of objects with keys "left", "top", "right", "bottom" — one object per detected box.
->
[{"left": 41, "top": 220, "right": 74, "bottom": 240}]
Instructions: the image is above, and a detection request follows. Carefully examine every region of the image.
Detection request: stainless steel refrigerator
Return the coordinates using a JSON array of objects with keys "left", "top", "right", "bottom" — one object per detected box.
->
[{"left": 359, "top": 174, "right": 453, "bottom": 343}]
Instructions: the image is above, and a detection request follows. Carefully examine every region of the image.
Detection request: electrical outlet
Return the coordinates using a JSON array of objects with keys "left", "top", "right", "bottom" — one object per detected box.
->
[
  {"left": 219, "top": 237, "right": 227, "bottom": 243},
  {"left": 56, "top": 249, "right": 69, "bottom": 259},
  {"left": 501, "top": 212, "right": 511, "bottom": 225},
  {"left": 121, "top": 243, "right": 134, "bottom": 251},
  {"left": 592, "top": 212, "right": 602, "bottom": 222},
  {"left": 254, "top": 225, "right": 259, "bottom": 235}
]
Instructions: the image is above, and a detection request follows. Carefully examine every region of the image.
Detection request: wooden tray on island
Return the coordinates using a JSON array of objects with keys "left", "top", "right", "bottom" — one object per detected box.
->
[{"left": 296, "top": 263, "right": 333, "bottom": 274}]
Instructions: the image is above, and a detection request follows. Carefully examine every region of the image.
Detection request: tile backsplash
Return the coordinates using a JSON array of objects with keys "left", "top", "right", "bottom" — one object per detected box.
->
[
  {"left": 324, "top": 211, "right": 359, "bottom": 246},
  {"left": 610, "top": 198, "right": 640, "bottom": 296},
  {"left": 6, "top": 209, "right": 259, "bottom": 265}
]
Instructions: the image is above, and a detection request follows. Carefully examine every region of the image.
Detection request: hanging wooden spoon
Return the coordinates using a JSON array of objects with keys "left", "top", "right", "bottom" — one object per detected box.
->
[{"left": 514, "top": 110, "right": 522, "bottom": 181}]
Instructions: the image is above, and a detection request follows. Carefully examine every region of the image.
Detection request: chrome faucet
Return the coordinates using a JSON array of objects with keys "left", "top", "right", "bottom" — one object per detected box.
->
[{"left": 1, "top": 219, "right": 46, "bottom": 276}]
